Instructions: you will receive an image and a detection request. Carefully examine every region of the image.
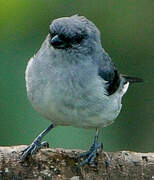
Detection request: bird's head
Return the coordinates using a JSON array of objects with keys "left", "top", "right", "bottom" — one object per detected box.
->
[{"left": 48, "top": 15, "right": 101, "bottom": 55}]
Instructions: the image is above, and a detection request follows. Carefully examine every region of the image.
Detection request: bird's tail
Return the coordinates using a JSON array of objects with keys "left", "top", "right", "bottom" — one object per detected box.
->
[{"left": 121, "top": 74, "right": 143, "bottom": 83}]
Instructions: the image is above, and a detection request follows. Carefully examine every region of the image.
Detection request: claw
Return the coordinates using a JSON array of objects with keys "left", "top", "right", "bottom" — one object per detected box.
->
[
  {"left": 79, "top": 142, "right": 102, "bottom": 166},
  {"left": 20, "top": 124, "right": 55, "bottom": 161},
  {"left": 78, "top": 128, "right": 103, "bottom": 166},
  {"left": 21, "top": 140, "right": 50, "bottom": 160},
  {"left": 31, "top": 145, "right": 39, "bottom": 155},
  {"left": 41, "top": 141, "right": 49, "bottom": 148}
]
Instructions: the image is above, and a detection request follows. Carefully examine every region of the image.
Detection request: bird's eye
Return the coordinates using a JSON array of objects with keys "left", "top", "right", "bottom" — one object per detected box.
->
[
  {"left": 59, "top": 34, "right": 69, "bottom": 41},
  {"left": 72, "top": 34, "right": 84, "bottom": 44},
  {"left": 58, "top": 33, "right": 84, "bottom": 45}
]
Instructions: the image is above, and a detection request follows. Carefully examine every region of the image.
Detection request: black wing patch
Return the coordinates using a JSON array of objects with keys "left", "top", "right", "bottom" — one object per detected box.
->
[{"left": 98, "top": 62, "right": 120, "bottom": 95}]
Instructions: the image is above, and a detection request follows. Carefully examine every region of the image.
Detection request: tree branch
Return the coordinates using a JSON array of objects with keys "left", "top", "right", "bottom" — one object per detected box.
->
[{"left": 0, "top": 145, "right": 153, "bottom": 179}]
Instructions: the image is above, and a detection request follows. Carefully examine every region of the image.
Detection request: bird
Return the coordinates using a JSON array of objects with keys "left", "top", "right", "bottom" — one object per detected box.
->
[{"left": 21, "top": 15, "right": 143, "bottom": 166}]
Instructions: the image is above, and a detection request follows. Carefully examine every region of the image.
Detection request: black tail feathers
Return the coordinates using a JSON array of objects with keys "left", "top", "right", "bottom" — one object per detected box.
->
[{"left": 121, "top": 74, "right": 143, "bottom": 83}]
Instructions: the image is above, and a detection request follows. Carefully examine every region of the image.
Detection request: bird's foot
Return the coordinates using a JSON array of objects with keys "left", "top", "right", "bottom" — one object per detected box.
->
[
  {"left": 20, "top": 138, "right": 49, "bottom": 161},
  {"left": 20, "top": 124, "right": 54, "bottom": 161},
  {"left": 79, "top": 141, "right": 103, "bottom": 166}
]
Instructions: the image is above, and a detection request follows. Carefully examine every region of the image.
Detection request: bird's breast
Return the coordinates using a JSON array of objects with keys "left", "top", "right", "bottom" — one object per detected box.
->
[{"left": 25, "top": 57, "right": 122, "bottom": 128}]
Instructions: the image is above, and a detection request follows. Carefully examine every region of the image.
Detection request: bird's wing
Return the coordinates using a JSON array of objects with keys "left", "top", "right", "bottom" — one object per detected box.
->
[
  {"left": 97, "top": 50, "right": 143, "bottom": 95},
  {"left": 98, "top": 51, "right": 120, "bottom": 95}
]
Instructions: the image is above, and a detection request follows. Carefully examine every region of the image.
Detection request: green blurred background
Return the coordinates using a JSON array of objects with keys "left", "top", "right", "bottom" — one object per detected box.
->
[{"left": 0, "top": 0, "right": 153, "bottom": 152}]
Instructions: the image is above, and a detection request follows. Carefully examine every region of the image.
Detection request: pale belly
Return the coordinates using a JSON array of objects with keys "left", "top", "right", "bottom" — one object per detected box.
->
[
  {"left": 27, "top": 79, "right": 122, "bottom": 128},
  {"left": 26, "top": 57, "right": 122, "bottom": 129}
]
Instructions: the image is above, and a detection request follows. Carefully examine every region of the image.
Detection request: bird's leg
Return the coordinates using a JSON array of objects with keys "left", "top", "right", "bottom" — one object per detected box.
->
[
  {"left": 79, "top": 128, "right": 103, "bottom": 166},
  {"left": 21, "top": 123, "right": 55, "bottom": 161}
]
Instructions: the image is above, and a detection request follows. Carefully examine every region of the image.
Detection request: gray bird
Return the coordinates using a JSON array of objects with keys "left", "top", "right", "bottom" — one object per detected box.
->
[{"left": 22, "top": 15, "right": 142, "bottom": 165}]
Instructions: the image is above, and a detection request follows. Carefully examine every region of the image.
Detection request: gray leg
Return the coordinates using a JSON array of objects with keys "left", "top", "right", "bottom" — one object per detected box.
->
[
  {"left": 21, "top": 123, "right": 55, "bottom": 161},
  {"left": 79, "top": 128, "right": 103, "bottom": 166}
]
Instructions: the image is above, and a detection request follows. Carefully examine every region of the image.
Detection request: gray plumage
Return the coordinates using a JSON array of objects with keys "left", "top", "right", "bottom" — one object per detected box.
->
[
  {"left": 23, "top": 15, "right": 142, "bottom": 165},
  {"left": 25, "top": 15, "right": 135, "bottom": 128}
]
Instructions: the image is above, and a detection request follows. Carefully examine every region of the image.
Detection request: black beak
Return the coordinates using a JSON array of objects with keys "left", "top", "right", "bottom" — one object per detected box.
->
[{"left": 50, "top": 35, "right": 65, "bottom": 49}]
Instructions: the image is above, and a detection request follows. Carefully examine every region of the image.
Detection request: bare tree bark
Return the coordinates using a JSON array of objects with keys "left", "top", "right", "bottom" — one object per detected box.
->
[{"left": 0, "top": 145, "right": 153, "bottom": 180}]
